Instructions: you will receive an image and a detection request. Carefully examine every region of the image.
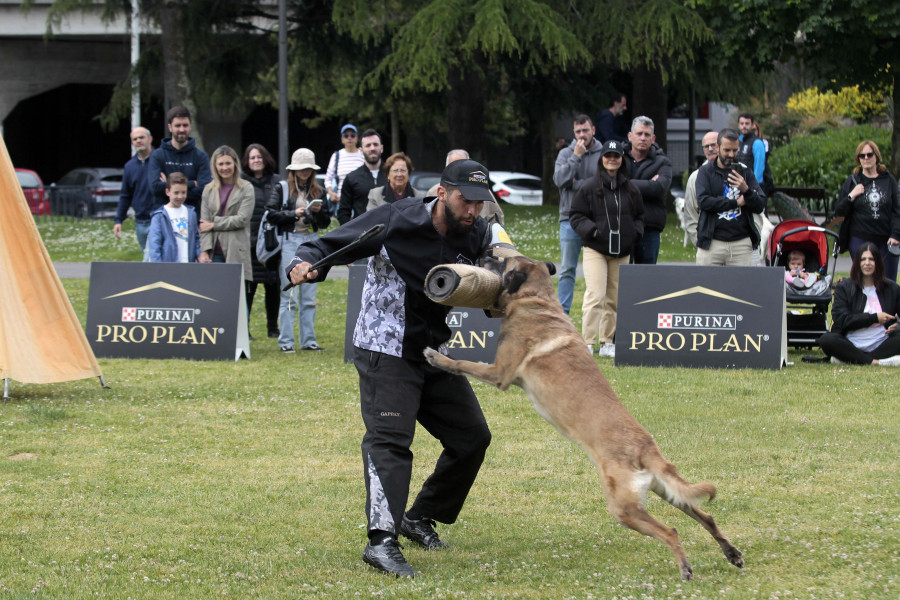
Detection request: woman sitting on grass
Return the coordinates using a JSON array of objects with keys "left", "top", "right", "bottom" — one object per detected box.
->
[{"left": 818, "top": 242, "right": 900, "bottom": 366}]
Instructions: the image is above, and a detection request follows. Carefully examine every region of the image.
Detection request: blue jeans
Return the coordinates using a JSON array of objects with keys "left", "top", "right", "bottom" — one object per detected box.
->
[
  {"left": 278, "top": 232, "right": 319, "bottom": 348},
  {"left": 136, "top": 220, "right": 151, "bottom": 262},
  {"left": 633, "top": 230, "right": 661, "bottom": 265},
  {"left": 558, "top": 220, "right": 582, "bottom": 314}
]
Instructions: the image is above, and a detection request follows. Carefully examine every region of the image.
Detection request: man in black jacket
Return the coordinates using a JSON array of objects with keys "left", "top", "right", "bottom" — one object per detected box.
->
[
  {"left": 337, "top": 128, "right": 387, "bottom": 224},
  {"left": 694, "top": 128, "right": 766, "bottom": 266},
  {"left": 623, "top": 116, "right": 673, "bottom": 264},
  {"left": 147, "top": 106, "right": 212, "bottom": 212},
  {"left": 288, "top": 159, "right": 515, "bottom": 578}
]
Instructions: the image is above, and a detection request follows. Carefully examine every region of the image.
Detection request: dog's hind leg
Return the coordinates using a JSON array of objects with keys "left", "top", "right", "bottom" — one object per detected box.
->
[
  {"left": 678, "top": 504, "right": 743, "bottom": 569},
  {"left": 600, "top": 464, "right": 695, "bottom": 580}
]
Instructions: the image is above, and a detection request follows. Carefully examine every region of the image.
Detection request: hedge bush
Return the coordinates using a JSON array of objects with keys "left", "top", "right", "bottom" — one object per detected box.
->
[{"left": 769, "top": 125, "right": 892, "bottom": 203}]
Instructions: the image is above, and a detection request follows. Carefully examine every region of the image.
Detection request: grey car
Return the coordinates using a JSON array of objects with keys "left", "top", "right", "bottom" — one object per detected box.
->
[{"left": 49, "top": 167, "right": 124, "bottom": 218}]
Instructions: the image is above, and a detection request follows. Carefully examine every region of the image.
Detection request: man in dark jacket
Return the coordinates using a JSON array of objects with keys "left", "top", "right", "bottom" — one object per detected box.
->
[
  {"left": 114, "top": 127, "right": 159, "bottom": 256},
  {"left": 694, "top": 128, "right": 766, "bottom": 266},
  {"left": 147, "top": 106, "right": 212, "bottom": 212},
  {"left": 623, "top": 116, "right": 673, "bottom": 264},
  {"left": 594, "top": 92, "right": 628, "bottom": 143},
  {"left": 337, "top": 128, "right": 387, "bottom": 225},
  {"left": 287, "top": 159, "right": 515, "bottom": 578}
]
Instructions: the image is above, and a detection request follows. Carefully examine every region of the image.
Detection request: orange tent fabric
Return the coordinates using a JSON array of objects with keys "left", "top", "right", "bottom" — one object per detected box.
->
[{"left": 0, "top": 134, "right": 102, "bottom": 384}]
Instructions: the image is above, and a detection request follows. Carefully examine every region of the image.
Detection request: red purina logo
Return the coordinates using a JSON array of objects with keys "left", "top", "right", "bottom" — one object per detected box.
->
[
  {"left": 658, "top": 314, "right": 672, "bottom": 328},
  {"left": 122, "top": 307, "right": 136, "bottom": 322}
]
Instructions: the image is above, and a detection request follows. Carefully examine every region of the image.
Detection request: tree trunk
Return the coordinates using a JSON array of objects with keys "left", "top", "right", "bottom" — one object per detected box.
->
[
  {"left": 631, "top": 66, "right": 667, "bottom": 151},
  {"left": 159, "top": 0, "right": 203, "bottom": 148},
  {"left": 447, "top": 62, "right": 485, "bottom": 160},
  {"left": 540, "top": 113, "right": 559, "bottom": 206}
]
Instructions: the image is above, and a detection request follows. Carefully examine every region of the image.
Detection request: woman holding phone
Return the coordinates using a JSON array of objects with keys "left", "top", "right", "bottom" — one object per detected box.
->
[{"left": 265, "top": 148, "right": 330, "bottom": 353}]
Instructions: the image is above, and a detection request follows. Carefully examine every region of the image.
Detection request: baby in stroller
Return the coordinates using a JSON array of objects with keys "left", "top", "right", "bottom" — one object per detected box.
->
[{"left": 785, "top": 249, "right": 831, "bottom": 295}]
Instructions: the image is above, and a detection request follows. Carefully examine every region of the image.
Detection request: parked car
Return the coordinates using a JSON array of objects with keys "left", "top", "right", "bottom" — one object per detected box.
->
[
  {"left": 48, "top": 167, "right": 124, "bottom": 218},
  {"left": 15, "top": 168, "right": 49, "bottom": 215},
  {"left": 409, "top": 171, "right": 442, "bottom": 197},
  {"left": 490, "top": 171, "right": 543, "bottom": 206}
]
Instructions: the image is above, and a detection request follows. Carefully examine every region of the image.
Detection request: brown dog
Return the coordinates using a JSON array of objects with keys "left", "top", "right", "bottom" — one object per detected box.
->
[{"left": 424, "top": 255, "right": 743, "bottom": 580}]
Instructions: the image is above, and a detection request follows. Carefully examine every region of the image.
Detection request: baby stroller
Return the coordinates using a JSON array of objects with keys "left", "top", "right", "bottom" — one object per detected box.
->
[{"left": 766, "top": 218, "right": 839, "bottom": 348}]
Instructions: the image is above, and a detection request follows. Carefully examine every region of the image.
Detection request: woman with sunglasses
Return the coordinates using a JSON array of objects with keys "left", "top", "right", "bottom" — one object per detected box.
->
[
  {"left": 569, "top": 140, "right": 644, "bottom": 358},
  {"left": 818, "top": 242, "right": 900, "bottom": 366},
  {"left": 835, "top": 140, "right": 900, "bottom": 281}
]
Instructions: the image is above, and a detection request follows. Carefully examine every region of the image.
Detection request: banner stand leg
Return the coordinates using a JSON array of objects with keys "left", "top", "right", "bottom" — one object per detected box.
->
[
  {"left": 3, "top": 378, "right": 9, "bottom": 399},
  {"left": 99, "top": 376, "right": 109, "bottom": 389}
]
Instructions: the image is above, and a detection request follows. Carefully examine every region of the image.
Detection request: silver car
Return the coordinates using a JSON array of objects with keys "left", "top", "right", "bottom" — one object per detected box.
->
[{"left": 50, "top": 167, "right": 124, "bottom": 218}]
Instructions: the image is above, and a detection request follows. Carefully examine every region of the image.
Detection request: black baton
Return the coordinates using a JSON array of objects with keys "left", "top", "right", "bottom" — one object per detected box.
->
[{"left": 283, "top": 224, "right": 385, "bottom": 291}]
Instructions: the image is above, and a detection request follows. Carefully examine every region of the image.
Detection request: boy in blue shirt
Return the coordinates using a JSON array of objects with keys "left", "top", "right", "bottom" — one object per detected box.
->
[{"left": 147, "top": 172, "right": 200, "bottom": 263}]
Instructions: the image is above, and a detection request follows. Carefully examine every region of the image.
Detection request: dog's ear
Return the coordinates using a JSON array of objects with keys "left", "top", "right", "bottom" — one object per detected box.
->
[
  {"left": 544, "top": 262, "right": 557, "bottom": 276},
  {"left": 503, "top": 269, "right": 529, "bottom": 295}
]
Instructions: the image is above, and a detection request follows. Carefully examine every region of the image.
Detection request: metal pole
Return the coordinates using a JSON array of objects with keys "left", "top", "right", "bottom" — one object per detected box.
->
[
  {"left": 688, "top": 86, "right": 696, "bottom": 169},
  {"left": 131, "top": 0, "right": 141, "bottom": 133},
  {"left": 277, "top": 0, "right": 289, "bottom": 172}
]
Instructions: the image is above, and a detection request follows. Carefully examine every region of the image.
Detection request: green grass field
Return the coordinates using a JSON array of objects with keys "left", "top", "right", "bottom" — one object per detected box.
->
[{"left": 2, "top": 208, "right": 895, "bottom": 598}]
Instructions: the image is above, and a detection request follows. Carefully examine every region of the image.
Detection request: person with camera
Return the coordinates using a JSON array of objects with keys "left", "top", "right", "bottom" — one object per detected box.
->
[
  {"left": 568, "top": 140, "right": 644, "bottom": 358},
  {"left": 694, "top": 128, "right": 766, "bottom": 266},
  {"left": 265, "top": 148, "right": 330, "bottom": 353}
]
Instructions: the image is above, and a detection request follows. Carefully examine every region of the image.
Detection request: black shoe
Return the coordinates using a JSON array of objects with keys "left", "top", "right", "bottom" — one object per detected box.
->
[
  {"left": 400, "top": 515, "right": 449, "bottom": 550},
  {"left": 362, "top": 537, "right": 415, "bottom": 578},
  {"left": 248, "top": 334, "right": 256, "bottom": 341},
  {"left": 302, "top": 343, "right": 325, "bottom": 351},
  {"left": 267, "top": 331, "right": 279, "bottom": 339}
]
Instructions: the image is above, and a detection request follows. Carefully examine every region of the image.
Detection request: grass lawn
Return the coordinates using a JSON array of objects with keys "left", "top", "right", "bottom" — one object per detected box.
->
[{"left": 3, "top": 208, "right": 895, "bottom": 598}]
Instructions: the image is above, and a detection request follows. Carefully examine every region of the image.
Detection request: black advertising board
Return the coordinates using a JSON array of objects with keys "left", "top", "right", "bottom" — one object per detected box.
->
[
  {"left": 86, "top": 262, "right": 250, "bottom": 361},
  {"left": 616, "top": 265, "right": 787, "bottom": 369},
  {"left": 343, "top": 263, "right": 501, "bottom": 363}
]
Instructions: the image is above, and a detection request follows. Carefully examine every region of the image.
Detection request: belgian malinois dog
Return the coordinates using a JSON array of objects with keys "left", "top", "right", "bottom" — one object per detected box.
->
[{"left": 424, "top": 256, "right": 743, "bottom": 580}]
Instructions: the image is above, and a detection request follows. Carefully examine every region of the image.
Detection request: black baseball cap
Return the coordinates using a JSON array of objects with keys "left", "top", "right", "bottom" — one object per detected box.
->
[
  {"left": 601, "top": 140, "right": 624, "bottom": 156},
  {"left": 440, "top": 159, "right": 496, "bottom": 203}
]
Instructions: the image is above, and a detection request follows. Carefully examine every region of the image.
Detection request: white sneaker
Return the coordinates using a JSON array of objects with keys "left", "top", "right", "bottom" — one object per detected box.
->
[
  {"left": 587, "top": 344, "right": 594, "bottom": 356},
  {"left": 829, "top": 356, "right": 844, "bottom": 365},
  {"left": 877, "top": 355, "right": 900, "bottom": 367},
  {"left": 597, "top": 343, "right": 616, "bottom": 358}
]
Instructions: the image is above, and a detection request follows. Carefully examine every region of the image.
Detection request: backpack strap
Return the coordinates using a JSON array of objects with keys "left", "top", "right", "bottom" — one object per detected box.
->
[{"left": 279, "top": 180, "right": 289, "bottom": 209}]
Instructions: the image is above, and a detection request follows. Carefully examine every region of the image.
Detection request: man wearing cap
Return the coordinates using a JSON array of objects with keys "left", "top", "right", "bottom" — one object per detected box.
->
[
  {"left": 324, "top": 124, "right": 365, "bottom": 218},
  {"left": 287, "top": 159, "right": 515, "bottom": 578},
  {"left": 338, "top": 128, "right": 388, "bottom": 225},
  {"left": 554, "top": 114, "right": 604, "bottom": 315},
  {"left": 426, "top": 148, "right": 504, "bottom": 225}
]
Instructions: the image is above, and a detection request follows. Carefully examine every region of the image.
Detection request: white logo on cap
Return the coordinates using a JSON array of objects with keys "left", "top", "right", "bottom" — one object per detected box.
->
[{"left": 609, "top": 142, "right": 617, "bottom": 149}]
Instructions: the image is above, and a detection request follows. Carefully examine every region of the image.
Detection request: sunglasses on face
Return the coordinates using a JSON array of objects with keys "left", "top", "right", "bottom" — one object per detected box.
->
[
  {"left": 858, "top": 152, "right": 875, "bottom": 160},
  {"left": 343, "top": 132, "right": 357, "bottom": 138}
]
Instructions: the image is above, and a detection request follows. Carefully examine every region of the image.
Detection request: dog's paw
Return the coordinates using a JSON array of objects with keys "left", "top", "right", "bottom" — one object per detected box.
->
[{"left": 423, "top": 347, "right": 443, "bottom": 366}]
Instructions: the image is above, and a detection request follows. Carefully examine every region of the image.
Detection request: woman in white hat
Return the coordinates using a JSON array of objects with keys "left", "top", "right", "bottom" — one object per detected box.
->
[{"left": 265, "top": 148, "right": 331, "bottom": 353}]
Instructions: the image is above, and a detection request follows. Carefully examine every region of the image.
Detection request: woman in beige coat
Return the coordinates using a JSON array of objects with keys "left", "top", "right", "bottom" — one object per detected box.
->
[{"left": 198, "top": 145, "right": 255, "bottom": 281}]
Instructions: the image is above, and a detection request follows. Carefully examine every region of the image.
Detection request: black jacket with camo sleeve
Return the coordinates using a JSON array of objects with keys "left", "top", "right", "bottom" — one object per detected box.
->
[{"left": 287, "top": 197, "right": 513, "bottom": 360}]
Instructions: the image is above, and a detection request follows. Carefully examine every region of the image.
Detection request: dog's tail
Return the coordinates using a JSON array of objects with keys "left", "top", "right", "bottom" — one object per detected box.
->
[{"left": 643, "top": 447, "right": 716, "bottom": 510}]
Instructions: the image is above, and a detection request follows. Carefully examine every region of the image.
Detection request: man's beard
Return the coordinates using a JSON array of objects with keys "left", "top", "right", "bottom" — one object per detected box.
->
[
  {"left": 365, "top": 152, "right": 381, "bottom": 167},
  {"left": 444, "top": 203, "right": 474, "bottom": 237}
]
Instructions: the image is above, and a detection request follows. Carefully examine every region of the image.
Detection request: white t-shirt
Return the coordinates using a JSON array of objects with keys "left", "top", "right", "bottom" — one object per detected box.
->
[
  {"left": 846, "top": 285, "right": 887, "bottom": 352},
  {"left": 324, "top": 149, "right": 365, "bottom": 196},
  {"left": 164, "top": 204, "right": 190, "bottom": 263}
]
